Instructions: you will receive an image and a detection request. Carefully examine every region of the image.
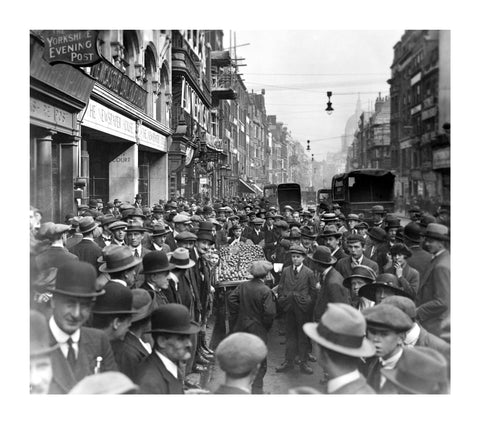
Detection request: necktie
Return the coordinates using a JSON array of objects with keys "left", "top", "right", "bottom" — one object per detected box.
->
[
  {"left": 67, "top": 338, "right": 76, "bottom": 369},
  {"left": 294, "top": 266, "right": 298, "bottom": 276},
  {"left": 135, "top": 248, "right": 140, "bottom": 258}
]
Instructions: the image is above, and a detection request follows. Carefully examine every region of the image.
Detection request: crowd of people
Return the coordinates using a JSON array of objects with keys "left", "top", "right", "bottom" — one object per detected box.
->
[{"left": 29, "top": 193, "right": 450, "bottom": 394}]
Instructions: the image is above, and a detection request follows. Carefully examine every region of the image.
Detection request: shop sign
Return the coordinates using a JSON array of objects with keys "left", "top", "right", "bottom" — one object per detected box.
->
[
  {"left": 138, "top": 125, "right": 167, "bottom": 152},
  {"left": 42, "top": 30, "right": 101, "bottom": 66},
  {"left": 410, "top": 104, "right": 422, "bottom": 115},
  {"left": 30, "top": 98, "right": 76, "bottom": 133},
  {"left": 82, "top": 99, "right": 136, "bottom": 142},
  {"left": 432, "top": 147, "right": 450, "bottom": 169}
]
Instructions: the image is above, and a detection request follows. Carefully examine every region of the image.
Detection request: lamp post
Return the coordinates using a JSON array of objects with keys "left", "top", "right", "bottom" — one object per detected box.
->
[{"left": 326, "top": 91, "right": 334, "bottom": 115}]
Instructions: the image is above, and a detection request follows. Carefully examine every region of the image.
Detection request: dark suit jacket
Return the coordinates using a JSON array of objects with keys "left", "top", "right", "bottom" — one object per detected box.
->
[
  {"left": 278, "top": 264, "right": 316, "bottom": 313},
  {"left": 111, "top": 331, "right": 150, "bottom": 381},
  {"left": 140, "top": 281, "right": 170, "bottom": 310},
  {"left": 383, "top": 263, "right": 420, "bottom": 298},
  {"left": 335, "top": 256, "right": 379, "bottom": 279},
  {"left": 330, "top": 374, "right": 376, "bottom": 394},
  {"left": 365, "top": 242, "right": 390, "bottom": 273},
  {"left": 136, "top": 352, "right": 184, "bottom": 394},
  {"left": 131, "top": 246, "right": 152, "bottom": 288},
  {"left": 313, "top": 267, "right": 349, "bottom": 321},
  {"left": 48, "top": 327, "right": 117, "bottom": 394},
  {"left": 416, "top": 325, "right": 451, "bottom": 363},
  {"left": 164, "top": 232, "right": 177, "bottom": 252},
  {"left": 332, "top": 247, "right": 349, "bottom": 262},
  {"left": 416, "top": 250, "right": 450, "bottom": 336},
  {"left": 214, "top": 385, "right": 249, "bottom": 394},
  {"left": 243, "top": 228, "right": 265, "bottom": 245},
  {"left": 35, "top": 246, "right": 78, "bottom": 271},
  {"left": 407, "top": 245, "right": 432, "bottom": 280},
  {"left": 68, "top": 239, "right": 102, "bottom": 272}
]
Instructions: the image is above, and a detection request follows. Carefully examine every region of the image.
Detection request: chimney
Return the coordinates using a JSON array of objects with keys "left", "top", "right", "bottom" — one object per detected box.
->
[{"left": 261, "top": 89, "right": 265, "bottom": 95}]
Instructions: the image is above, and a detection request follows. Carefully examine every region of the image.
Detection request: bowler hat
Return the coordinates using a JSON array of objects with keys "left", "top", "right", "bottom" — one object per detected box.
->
[
  {"left": 249, "top": 260, "right": 273, "bottom": 278},
  {"left": 300, "top": 226, "right": 317, "bottom": 239},
  {"left": 125, "top": 222, "right": 147, "bottom": 233},
  {"left": 310, "top": 246, "right": 337, "bottom": 266},
  {"left": 382, "top": 295, "right": 416, "bottom": 320},
  {"left": 371, "top": 205, "right": 385, "bottom": 214},
  {"left": 98, "top": 245, "right": 142, "bottom": 273},
  {"left": 69, "top": 372, "right": 138, "bottom": 394},
  {"left": 198, "top": 221, "right": 214, "bottom": 232},
  {"left": 141, "top": 251, "right": 175, "bottom": 274},
  {"left": 216, "top": 333, "right": 267, "bottom": 375},
  {"left": 381, "top": 347, "right": 448, "bottom": 394},
  {"left": 92, "top": 281, "right": 137, "bottom": 315},
  {"left": 51, "top": 261, "right": 104, "bottom": 298},
  {"left": 346, "top": 234, "right": 367, "bottom": 244},
  {"left": 147, "top": 304, "right": 200, "bottom": 335},
  {"left": 252, "top": 218, "right": 265, "bottom": 225},
  {"left": 196, "top": 231, "right": 215, "bottom": 244},
  {"left": 362, "top": 303, "right": 413, "bottom": 332},
  {"left": 30, "top": 310, "right": 59, "bottom": 357},
  {"left": 149, "top": 224, "right": 171, "bottom": 237},
  {"left": 408, "top": 205, "right": 422, "bottom": 213},
  {"left": 390, "top": 243, "right": 412, "bottom": 258},
  {"left": 318, "top": 225, "right": 342, "bottom": 238},
  {"left": 131, "top": 289, "right": 154, "bottom": 322},
  {"left": 403, "top": 222, "right": 423, "bottom": 244},
  {"left": 289, "top": 245, "right": 307, "bottom": 255},
  {"left": 343, "top": 265, "right": 377, "bottom": 289},
  {"left": 203, "top": 205, "right": 213, "bottom": 215},
  {"left": 152, "top": 205, "right": 164, "bottom": 214},
  {"left": 385, "top": 217, "right": 402, "bottom": 230},
  {"left": 424, "top": 223, "right": 449, "bottom": 241},
  {"left": 419, "top": 213, "right": 436, "bottom": 228},
  {"left": 168, "top": 248, "right": 196, "bottom": 269},
  {"left": 358, "top": 273, "right": 410, "bottom": 301},
  {"left": 78, "top": 216, "right": 98, "bottom": 234},
  {"left": 367, "top": 227, "right": 387, "bottom": 242},
  {"left": 303, "top": 303, "right": 376, "bottom": 358},
  {"left": 106, "top": 202, "right": 114, "bottom": 208}
]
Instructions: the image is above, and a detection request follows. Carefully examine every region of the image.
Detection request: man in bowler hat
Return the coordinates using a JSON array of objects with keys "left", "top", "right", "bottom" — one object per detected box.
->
[
  {"left": 68, "top": 217, "right": 103, "bottom": 273},
  {"left": 136, "top": 304, "right": 200, "bottom": 394},
  {"left": 47, "top": 261, "right": 117, "bottom": 394}
]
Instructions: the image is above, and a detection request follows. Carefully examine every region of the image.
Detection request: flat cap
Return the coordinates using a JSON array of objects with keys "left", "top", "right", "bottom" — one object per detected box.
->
[
  {"left": 173, "top": 214, "right": 192, "bottom": 224},
  {"left": 249, "top": 260, "right": 273, "bottom": 278},
  {"left": 252, "top": 218, "right": 265, "bottom": 225},
  {"left": 175, "top": 231, "right": 198, "bottom": 242},
  {"left": 362, "top": 304, "right": 413, "bottom": 332},
  {"left": 108, "top": 221, "right": 128, "bottom": 231},
  {"left": 69, "top": 372, "right": 138, "bottom": 394},
  {"left": 274, "top": 220, "right": 289, "bottom": 229},
  {"left": 382, "top": 295, "right": 417, "bottom": 320},
  {"left": 216, "top": 333, "right": 267, "bottom": 375},
  {"left": 289, "top": 245, "right": 307, "bottom": 255},
  {"left": 37, "top": 222, "right": 71, "bottom": 240}
]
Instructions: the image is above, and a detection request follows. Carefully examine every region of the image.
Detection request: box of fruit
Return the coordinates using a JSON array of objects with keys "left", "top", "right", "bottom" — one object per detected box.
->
[{"left": 218, "top": 242, "right": 267, "bottom": 285}]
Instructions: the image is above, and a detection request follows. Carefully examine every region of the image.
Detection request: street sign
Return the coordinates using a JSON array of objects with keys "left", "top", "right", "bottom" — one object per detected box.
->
[{"left": 42, "top": 30, "right": 101, "bottom": 67}]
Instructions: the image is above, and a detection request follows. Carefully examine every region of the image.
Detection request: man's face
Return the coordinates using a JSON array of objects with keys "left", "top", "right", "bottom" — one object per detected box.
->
[
  {"left": 348, "top": 242, "right": 364, "bottom": 259},
  {"left": 30, "top": 356, "right": 53, "bottom": 394},
  {"left": 175, "top": 223, "right": 189, "bottom": 233},
  {"left": 127, "top": 231, "right": 144, "bottom": 247},
  {"left": 158, "top": 333, "right": 193, "bottom": 362},
  {"left": 291, "top": 253, "right": 305, "bottom": 267},
  {"left": 153, "top": 235, "right": 167, "bottom": 246},
  {"left": 209, "top": 254, "right": 220, "bottom": 267},
  {"left": 122, "top": 267, "right": 137, "bottom": 288},
  {"left": 284, "top": 210, "right": 292, "bottom": 217},
  {"left": 149, "top": 271, "right": 170, "bottom": 290},
  {"left": 114, "top": 316, "right": 133, "bottom": 341},
  {"left": 348, "top": 220, "right": 359, "bottom": 230},
  {"left": 325, "top": 236, "right": 340, "bottom": 250},
  {"left": 52, "top": 294, "right": 94, "bottom": 334},
  {"left": 112, "top": 228, "right": 126, "bottom": 241},
  {"left": 350, "top": 278, "right": 368, "bottom": 298},
  {"left": 93, "top": 226, "right": 103, "bottom": 238},
  {"left": 388, "top": 228, "right": 398, "bottom": 240},
  {"left": 178, "top": 240, "right": 195, "bottom": 250},
  {"left": 266, "top": 218, "right": 274, "bottom": 227},
  {"left": 196, "top": 240, "right": 213, "bottom": 255},
  {"left": 292, "top": 212, "right": 300, "bottom": 222},
  {"left": 301, "top": 237, "right": 313, "bottom": 248},
  {"left": 358, "top": 228, "right": 368, "bottom": 236},
  {"left": 367, "top": 327, "right": 403, "bottom": 359},
  {"left": 374, "top": 287, "right": 396, "bottom": 304},
  {"left": 424, "top": 237, "right": 444, "bottom": 255},
  {"left": 233, "top": 228, "right": 242, "bottom": 238},
  {"left": 131, "top": 217, "right": 144, "bottom": 225},
  {"left": 245, "top": 207, "right": 251, "bottom": 214},
  {"left": 254, "top": 224, "right": 263, "bottom": 232},
  {"left": 373, "top": 213, "right": 383, "bottom": 223}
]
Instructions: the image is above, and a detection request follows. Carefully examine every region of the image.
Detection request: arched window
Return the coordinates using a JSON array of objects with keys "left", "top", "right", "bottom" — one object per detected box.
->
[
  {"left": 123, "top": 30, "right": 140, "bottom": 81},
  {"left": 156, "top": 63, "right": 170, "bottom": 125},
  {"left": 144, "top": 46, "right": 157, "bottom": 116}
]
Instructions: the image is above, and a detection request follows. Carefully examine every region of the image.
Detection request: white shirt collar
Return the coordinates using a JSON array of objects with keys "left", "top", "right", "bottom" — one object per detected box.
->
[
  {"left": 109, "top": 279, "right": 127, "bottom": 287},
  {"left": 404, "top": 322, "right": 421, "bottom": 347},
  {"left": 322, "top": 266, "right": 333, "bottom": 278},
  {"left": 49, "top": 316, "right": 80, "bottom": 357},
  {"left": 328, "top": 369, "right": 361, "bottom": 393},
  {"left": 153, "top": 243, "right": 163, "bottom": 251},
  {"left": 131, "top": 245, "right": 142, "bottom": 255},
  {"left": 155, "top": 350, "right": 178, "bottom": 378},
  {"left": 294, "top": 263, "right": 303, "bottom": 272},
  {"left": 380, "top": 348, "right": 403, "bottom": 368}
]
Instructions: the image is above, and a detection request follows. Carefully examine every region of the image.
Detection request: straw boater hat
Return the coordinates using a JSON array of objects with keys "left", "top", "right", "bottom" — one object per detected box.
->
[
  {"left": 303, "top": 303, "right": 376, "bottom": 357},
  {"left": 168, "top": 248, "right": 195, "bottom": 269}
]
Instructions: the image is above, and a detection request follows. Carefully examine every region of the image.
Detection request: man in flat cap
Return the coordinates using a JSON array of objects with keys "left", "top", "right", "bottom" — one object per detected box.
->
[
  {"left": 165, "top": 214, "right": 193, "bottom": 251},
  {"left": 108, "top": 221, "right": 128, "bottom": 246},
  {"left": 302, "top": 303, "right": 376, "bottom": 394},
  {"left": 362, "top": 303, "right": 413, "bottom": 393},
  {"left": 415, "top": 223, "right": 450, "bottom": 337},
  {"left": 68, "top": 217, "right": 103, "bottom": 273},
  {"left": 228, "top": 261, "right": 277, "bottom": 394},
  {"left": 276, "top": 245, "right": 316, "bottom": 375},
  {"left": 47, "top": 261, "right": 117, "bottom": 394},
  {"left": 244, "top": 218, "right": 266, "bottom": 245},
  {"left": 214, "top": 333, "right": 268, "bottom": 394},
  {"left": 136, "top": 304, "right": 201, "bottom": 394}
]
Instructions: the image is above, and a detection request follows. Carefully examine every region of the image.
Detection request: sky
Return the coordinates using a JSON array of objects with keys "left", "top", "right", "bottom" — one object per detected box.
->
[{"left": 224, "top": 30, "right": 405, "bottom": 160}]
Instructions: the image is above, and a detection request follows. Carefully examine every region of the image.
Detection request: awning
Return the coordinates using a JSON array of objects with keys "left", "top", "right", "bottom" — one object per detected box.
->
[{"left": 238, "top": 178, "right": 256, "bottom": 194}]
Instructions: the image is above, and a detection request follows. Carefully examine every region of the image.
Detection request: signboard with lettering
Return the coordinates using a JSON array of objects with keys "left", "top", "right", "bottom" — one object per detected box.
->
[
  {"left": 82, "top": 99, "right": 136, "bottom": 142},
  {"left": 138, "top": 125, "right": 168, "bottom": 152},
  {"left": 42, "top": 30, "right": 101, "bottom": 66},
  {"left": 30, "top": 97, "right": 76, "bottom": 134},
  {"left": 432, "top": 147, "right": 450, "bottom": 169}
]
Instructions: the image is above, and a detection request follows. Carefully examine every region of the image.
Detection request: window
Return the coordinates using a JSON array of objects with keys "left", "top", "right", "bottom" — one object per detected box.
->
[{"left": 211, "top": 111, "right": 218, "bottom": 137}]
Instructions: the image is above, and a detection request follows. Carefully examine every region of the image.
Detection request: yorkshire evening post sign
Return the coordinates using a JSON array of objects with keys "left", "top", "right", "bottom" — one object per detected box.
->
[{"left": 42, "top": 30, "right": 101, "bottom": 66}]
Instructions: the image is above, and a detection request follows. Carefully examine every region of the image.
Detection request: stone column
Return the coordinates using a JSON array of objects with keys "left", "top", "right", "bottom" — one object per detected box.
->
[
  {"left": 36, "top": 131, "right": 55, "bottom": 221},
  {"left": 109, "top": 143, "right": 138, "bottom": 203},
  {"left": 149, "top": 152, "right": 168, "bottom": 203},
  {"left": 58, "top": 136, "right": 79, "bottom": 220}
]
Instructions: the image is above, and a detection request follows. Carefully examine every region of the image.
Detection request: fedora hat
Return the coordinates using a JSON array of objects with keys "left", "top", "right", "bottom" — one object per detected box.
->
[
  {"left": 100, "top": 214, "right": 117, "bottom": 227},
  {"left": 286, "top": 228, "right": 302, "bottom": 240},
  {"left": 98, "top": 245, "right": 142, "bottom": 273},
  {"left": 30, "top": 309, "right": 59, "bottom": 357},
  {"left": 78, "top": 216, "right": 98, "bottom": 234},
  {"left": 125, "top": 222, "right": 147, "bottom": 233},
  {"left": 147, "top": 304, "right": 200, "bottom": 335},
  {"left": 318, "top": 225, "right": 342, "bottom": 238},
  {"left": 424, "top": 223, "right": 449, "bottom": 242},
  {"left": 403, "top": 222, "right": 423, "bottom": 243},
  {"left": 92, "top": 281, "right": 137, "bottom": 315},
  {"left": 168, "top": 248, "right": 195, "bottom": 269},
  {"left": 141, "top": 251, "right": 175, "bottom": 274},
  {"left": 97, "top": 244, "right": 121, "bottom": 264},
  {"left": 358, "top": 273, "right": 410, "bottom": 302},
  {"left": 198, "top": 221, "right": 214, "bottom": 232},
  {"left": 51, "top": 261, "right": 104, "bottom": 298},
  {"left": 367, "top": 227, "right": 387, "bottom": 242},
  {"left": 300, "top": 226, "right": 317, "bottom": 239},
  {"left": 390, "top": 243, "right": 412, "bottom": 258},
  {"left": 343, "top": 265, "right": 377, "bottom": 289},
  {"left": 303, "top": 303, "right": 376, "bottom": 358},
  {"left": 196, "top": 231, "right": 215, "bottom": 244},
  {"left": 131, "top": 289, "right": 154, "bottom": 322},
  {"left": 310, "top": 246, "right": 337, "bottom": 266},
  {"left": 381, "top": 347, "right": 448, "bottom": 394},
  {"left": 149, "top": 224, "right": 171, "bottom": 237}
]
